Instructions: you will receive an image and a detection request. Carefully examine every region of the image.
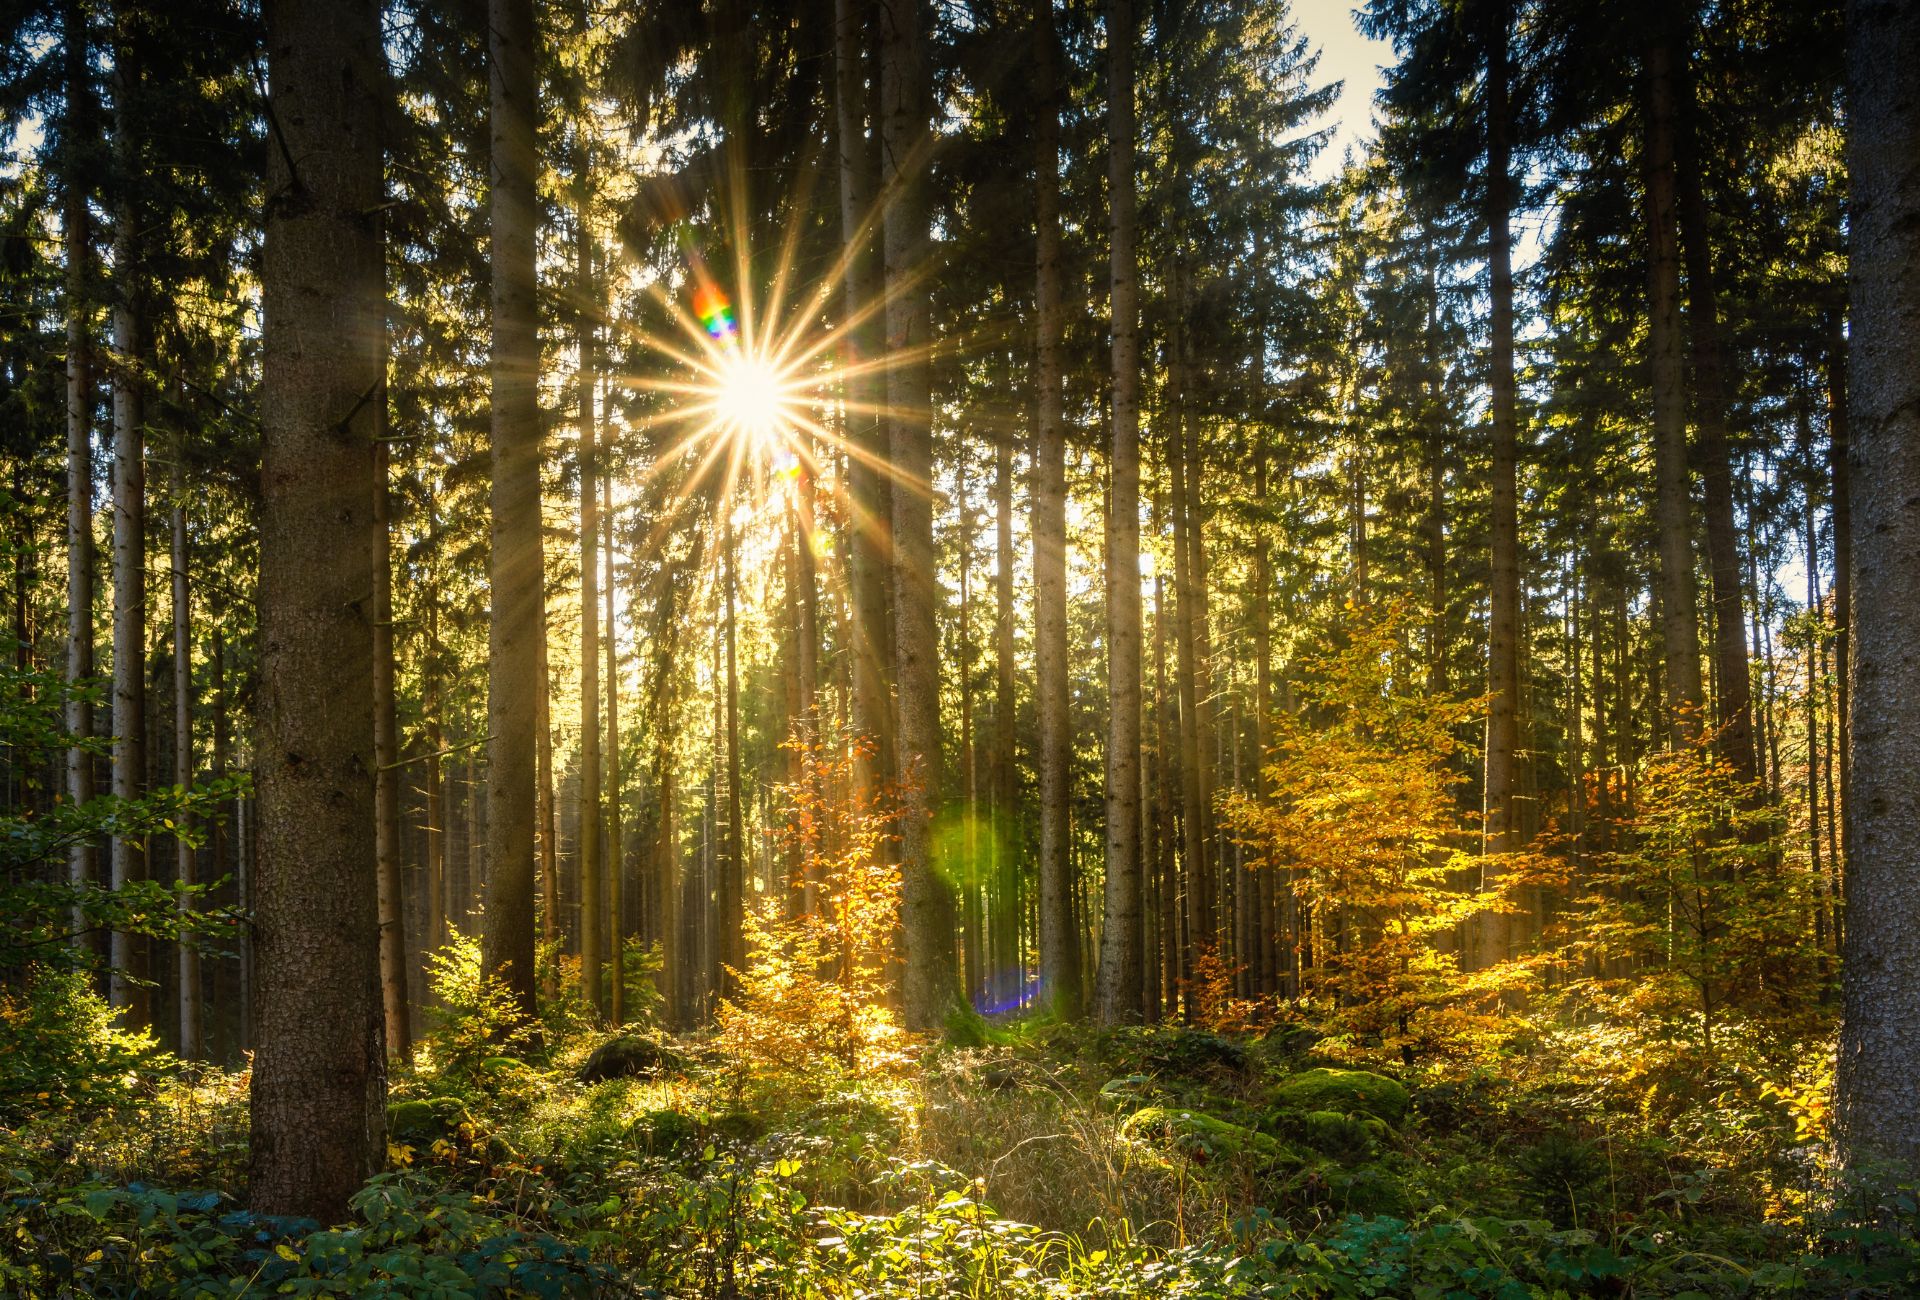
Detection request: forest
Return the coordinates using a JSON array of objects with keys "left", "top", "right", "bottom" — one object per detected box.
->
[{"left": 1, "top": 0, "right": 1918, "bottom": 1293}]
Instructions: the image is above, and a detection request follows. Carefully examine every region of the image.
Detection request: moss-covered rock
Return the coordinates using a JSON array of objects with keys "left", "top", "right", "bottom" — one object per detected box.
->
[
  {"left": 577, "top": 1033, "right": 683, "bottom": 1083},
  {"left": 626, "top": 1107, "right": 702, "bottom": 1158},
  {"left": 1122, "top": 1105, "right": 1297, "bottom": 1167},
  {"left": 1296, "top": 1109, "right": 1386, "bottom": 1163},
  {"left": 1270, "top": 1068, "right": 1410, "bottom": 1125},
  {"left": 385, "top": 1096, "right": 473, "bottom": 1142}
]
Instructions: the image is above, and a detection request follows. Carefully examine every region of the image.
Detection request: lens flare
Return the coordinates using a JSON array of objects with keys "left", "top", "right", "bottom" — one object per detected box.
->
[{"left": 714, "top": 351, "right": 794, "bottom": 445}]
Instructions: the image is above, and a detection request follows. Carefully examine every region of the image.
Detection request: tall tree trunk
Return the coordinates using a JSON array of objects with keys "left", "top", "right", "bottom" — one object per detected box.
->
[
  {"left": 425, "top": 717, "right": 445, "bottom": 966},
  {"left": 251, "top": 0, "right": 387, "bottom": 1220},
  {"left": 372, "top": 436, "right": 411, "bottom": 1061},
  {"left": 576, "top": 218, "right": 604, "bottom": 1015},
  {"left": 108, "top": 18, "right": 148, "bottom": 1024},
  {"left": 1643, "top": 32, "right": 1706, "bottom": 732},
  {"left": 836, "top": 0, "right": 892, "bottom": 786},
  {"left": 1031, "top": 0, "right": 1079, "bottom": 1021},
  {"left": 604, "top": 477, "right": 625, "bottom": 1022},
  {"left": 719, "top": 510, "right": 745, "bottom": 1000},
  {"left": 537, "top": 591, "right": 558, "bottom": 953},
  {"left": 1482, "top": 0, "right": 1523, "bottom": 964},
  {"left": 1674, "top": 65, "right": 1755, "bottom": 782},
  {"left": 481, "top": 0, "right": 542, "bottom": 1022},
  {"left": 171, "top": 461, "right": 200, "bottom": 1059},
  {"left": 880, "top": 0, "right": 956, "bottom": 1028},
  {"left": 1094, "top": 0, "right": 1144, "bottom": 1024},
  {"left": 1826, "top": 317, "right": 1852, "bottom": 869},
  {"left": 992, "top": 381, "right": 1015, "bottom": 1003},
  {"left": 1168, "top": 341, "right": 1212, "bottom": 968},
  {"left": 64, "top": 0, "right": 98, "bottom": 957},
  {"left": 1837, "top": 0, "right": 1920, "bottom": 1174}
]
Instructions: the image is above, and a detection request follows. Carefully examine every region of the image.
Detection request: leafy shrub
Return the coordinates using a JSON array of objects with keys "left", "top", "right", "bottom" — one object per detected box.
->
[{"left": 0, "top": 965, "right": 162, "bottom": 1123}]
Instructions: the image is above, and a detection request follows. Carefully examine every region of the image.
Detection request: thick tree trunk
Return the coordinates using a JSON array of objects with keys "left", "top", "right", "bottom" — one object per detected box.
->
[
  {"left": 722, "top": 512, "right": 745, "bottom": 997},
  {"left": 1481, "top": 1, "right": 1523, "bottom": 964},
  {"left": 880, "top": 0, "right": 957, "bottom": 1029},
  {"left": 251, "top": 0, "right": 387, "bottom": 1220},
  {"left": 482, "top": 0, "right": 542, "bottom": 1023},
  {"left": 1031, "top": 0, "right": 1079, "bottom": 1021},
  {"left": 1674, "top": 66, "right": 1755, "bottom": 782},
  {"left": 64, "top": 0, "right": 98, "bottom": 956},
  {"left": 1643, "top": 33, "right": 1706, "bottom": 731},
  {"left": 836, "top": 0, "right": 893, "bottom": 785},
  {"left": 170, "top": 464, "right": 200, "bottom": 1059},
  {"left": 1094, "top": 0, "right": 1144, "bottom": 1024},
  {"left": 108, "top": 22, "right": 148, "bottom": 1023},
  {"left": 372, "top": 437, "right": 411, "bottom": 1061},
  {"left": 1837, "top": 0, "right": 1920, "bottom": 1174}
]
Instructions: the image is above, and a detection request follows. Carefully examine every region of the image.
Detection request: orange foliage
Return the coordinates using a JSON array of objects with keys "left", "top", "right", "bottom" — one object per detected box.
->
[
  {"left": 1222, "top": 604, "right": 1531, "bottom": 1059},
  {"left": 716, "top": 733, "right": 910, "bottom": 1078}
]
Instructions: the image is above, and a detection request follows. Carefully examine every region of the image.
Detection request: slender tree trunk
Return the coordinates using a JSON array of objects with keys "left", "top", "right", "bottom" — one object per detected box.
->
[
  {"left": 1643, "top": 32, "right": 1706, "bottom": 732},
  {"left": 481, "top": 0, "right": 542, "bottom": 1022},
  {"left": 1031, "top": 0, "right": 1078, "bottom": 1021},
  {"left": 166, "top": 457, "right": 199, "bottom": 1052},
  {"left": 171, "top": 461, "right": 200, "bottom": 1059},
  {"left": 604, "top": 477, "right": 625, "bottom": 1022},
  {"left": 1094, "top": 0, "right": 1144, "bottom": 1024},
  {"left": 1482, "top": 0, "right": 1523, "bottom": 964},
  {"left": 108, "top": 20, "right": 148, "bottom": 1023},
  {"left": 836, "top": 0, "right": 892, "bottom": 785},
  {"left": 1826, "top": 318, "right": 1852, "bottom": 869},
  {"left": 371, "top": 436, "right": 411, "bottom": 1061},
  {"left": 251, "top": 0, "right": 387, "bottom": 1219},
  {"left": 537, "top": 594, "right": 558, "bottom": 953},
  {"left": 1674, "top": 68, "right": 1755, "bottom": 782},
  {"left": 576, "top": 220, "right": 604, "bottom": 1015},
  {"left": 879, "top": 0, "right": 956, "bottom": 1028},
  {"left": 64, "top": 0, "right": 98, "bottom": 956},
  {"left": 425, "top": 718, "right": 445, "bottom": 966},
  {"left": 727, "top": 511, "right": 747, "bottom": 992}
]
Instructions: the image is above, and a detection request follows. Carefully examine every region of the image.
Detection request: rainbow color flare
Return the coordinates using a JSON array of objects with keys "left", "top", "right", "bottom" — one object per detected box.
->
[{"left": 693, "top": 284, "right": 738, "bottom": 346}]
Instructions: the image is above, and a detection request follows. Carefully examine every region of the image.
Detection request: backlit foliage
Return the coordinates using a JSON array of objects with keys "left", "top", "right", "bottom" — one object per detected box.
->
[
  {"left": 717, "top": 734, "right": 910, "bottom": 1078},
  {"left": 1223, "top": 606, "right": 1532, "bottom": 1058}
]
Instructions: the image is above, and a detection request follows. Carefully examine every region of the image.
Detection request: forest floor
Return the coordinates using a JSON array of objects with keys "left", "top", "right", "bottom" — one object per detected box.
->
[{"left": 2, "top": 966, "right": 1917, "bottom": 1297}]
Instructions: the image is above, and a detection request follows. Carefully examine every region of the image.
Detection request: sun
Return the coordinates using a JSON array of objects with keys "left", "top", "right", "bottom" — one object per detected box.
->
[{"left": 712, "top": 349, "right": 797, "bottom": 449}]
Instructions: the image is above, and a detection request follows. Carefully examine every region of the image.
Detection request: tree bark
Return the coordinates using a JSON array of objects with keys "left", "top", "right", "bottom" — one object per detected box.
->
[
  {"left": 372, "top": 436, "right": 411, "bottom": 1061},
  {"left": 1643, "top": 32, "right": 1706, "bottom": 732},
  {"left": 171, "top": 461, "right": 200, "bottom": 1059},
  {"left": 108, "top": 16, "right": 148, "bottom": 1024},
  {"left": 1837, "top": 0, "right": 1920, "bottom": 1175},
  {"left": 481, "top": 0, "right": 542, "bottom": 1023},
  {"left": 879, "top": 0, "right": 957, "bottom": 1029},
  {"left": 575, "top": 207, "right": 603, "bottom": 1015},
  {"left": 1482, "top": 0, "right": 1523, "bottom": 964},
  {"left": 836, "top": 0, "right": 893, "bottom": 787},
  {"left": 604, "top": 475, "right": 625, "bottom": 1022},
  {"left": 1673, "top": 62, "right": 1755, "bottom": 782},
  {"left": 1031, "top": 0, "right": 1079, "bottom": 1021},
  {"left": 1094, "top": 0, "right": 1144, "bottom": 1024},
  {"left": 251, "top": 0, "right": 387, "bottom": 1220},
  {"left": 64, "top": 0, "right": 98, "bottom": 956}
]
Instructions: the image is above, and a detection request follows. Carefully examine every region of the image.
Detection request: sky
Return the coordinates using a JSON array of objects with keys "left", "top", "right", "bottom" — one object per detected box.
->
[{"left": 1291, "top": 1, "right": 1394, "bottom": 180}]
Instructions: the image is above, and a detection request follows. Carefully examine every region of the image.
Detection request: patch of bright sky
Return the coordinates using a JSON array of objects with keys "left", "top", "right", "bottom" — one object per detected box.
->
[{"left": 1292, "top": 2, "right": 1389, "bottom": 182}]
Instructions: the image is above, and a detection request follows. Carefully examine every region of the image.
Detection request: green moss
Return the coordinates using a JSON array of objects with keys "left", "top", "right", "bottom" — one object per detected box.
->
[
  {"left": 1122, "top": 1105, "right": 1298, "bottom": 1167},
  {"left": 385, "top": 1095, "right": 473, "bottom": 1141},
  {"left": 1297, "top": 1109, "right": 1383, "bottom": 1162},
  {"left": 1270, "top": 1068, "right": 1410, "bottom": 1124}
]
